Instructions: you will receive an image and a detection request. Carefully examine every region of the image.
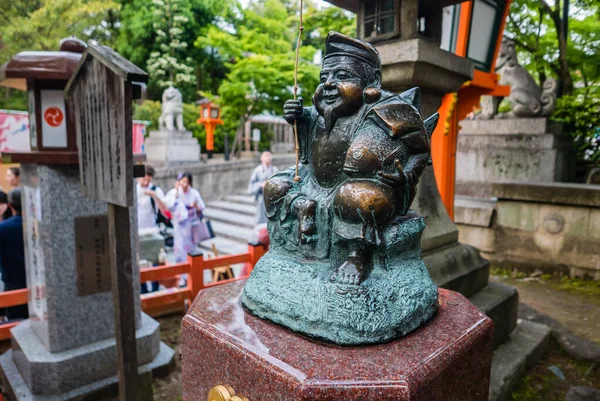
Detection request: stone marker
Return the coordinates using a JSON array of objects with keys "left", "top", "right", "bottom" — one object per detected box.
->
[
  {"left": 144, "top": 86, "right": 201, "bottom": 166},
  {"left": 0, "top": 39, "right": 174, "bottom": 401}
]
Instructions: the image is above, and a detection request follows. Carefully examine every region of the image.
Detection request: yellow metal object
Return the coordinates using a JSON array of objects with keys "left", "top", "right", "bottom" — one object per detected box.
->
[{"left": 208, "top": 385, "right": 249, "bottom": 401}]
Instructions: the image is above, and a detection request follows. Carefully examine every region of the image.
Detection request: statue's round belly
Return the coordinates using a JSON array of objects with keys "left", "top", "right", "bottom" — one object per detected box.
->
[{"left": 334, "top": 180, "right": 395, "bottom": 226}]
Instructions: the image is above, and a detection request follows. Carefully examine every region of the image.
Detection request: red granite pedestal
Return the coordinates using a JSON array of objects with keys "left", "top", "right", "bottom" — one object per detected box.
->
[{"left": 182, "top": 280, "right": 494, "bottom": 401}]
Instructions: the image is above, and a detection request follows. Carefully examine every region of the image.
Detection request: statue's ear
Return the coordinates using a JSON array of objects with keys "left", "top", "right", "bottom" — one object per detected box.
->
[
  {"left": 400, "top": 87, "right": 421, "bottom": 112},
  {"left": 423, "top": 113, "right": 439, "bottom": 139}
]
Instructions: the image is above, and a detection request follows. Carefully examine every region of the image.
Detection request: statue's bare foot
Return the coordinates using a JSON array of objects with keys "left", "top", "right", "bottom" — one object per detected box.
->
[
  {"left": 299, "top": 200, "right": 317, "bottom": 244},
  {"left": 330, "top": 256, "right": 367, "bottom": 285}
]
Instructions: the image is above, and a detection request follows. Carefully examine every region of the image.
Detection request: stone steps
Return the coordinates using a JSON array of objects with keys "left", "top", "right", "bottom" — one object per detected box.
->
[
  {"left": 207, "top": 200, "right": 256, "bottom": 215},
  {"left": 198, "top": 237, "right": 249, "bottom": 256},
  {"left": 470, "top": 282, "right": 519, "bottom": 348},
  {"left": 203, "top": 208, "right": 255, "bottom": 229},
  {"left": 223, "top": 194, "right": 256, "bottom": 205},
  {"left": 210, "top": 220, "right": 254, "bottom": 243},
  {"left": 203, "top": 195, "right": 257, "bottom": 256},
  {"left": 489, "top": 320, "right": 551, "bottom": 401}
]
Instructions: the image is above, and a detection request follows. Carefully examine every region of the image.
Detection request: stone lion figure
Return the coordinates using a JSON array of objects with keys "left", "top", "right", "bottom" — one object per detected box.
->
[
  {"left": 159, "top": 86, "right": 185, "bottom": 131},
  {"left": 478, "top": 37, "right": 557, "bottom": 119}
]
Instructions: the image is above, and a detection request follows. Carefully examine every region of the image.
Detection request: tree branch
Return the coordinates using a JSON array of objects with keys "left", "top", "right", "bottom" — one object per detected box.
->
[{"left": 510, "top": 35, "right": 538, "bottom": 54}]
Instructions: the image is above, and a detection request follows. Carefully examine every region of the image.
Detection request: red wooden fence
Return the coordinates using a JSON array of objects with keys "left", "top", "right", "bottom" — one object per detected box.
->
[{"left": 0, "top": 244, "right": 266, "bottom": 341}]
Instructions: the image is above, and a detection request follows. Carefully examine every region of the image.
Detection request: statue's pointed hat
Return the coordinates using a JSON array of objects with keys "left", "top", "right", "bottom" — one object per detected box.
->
[{"left": 324, "top": 31, "right": 381, "bottom": 70}]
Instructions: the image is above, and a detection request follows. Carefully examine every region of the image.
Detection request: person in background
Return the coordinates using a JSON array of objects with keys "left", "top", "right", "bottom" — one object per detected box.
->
[
  {"left": 136, "top": 165, "right": 168, "bottom": 293},
  {"left": 166, "top": 173, "right": 206, "bottom": 263},
  {"left": 0, "top": 190, "right": 12, "bottom": 294},
  {"left": 5, "top": 167, "right": 20, "bottom": 189},
  {"left": 0, "top": 191, "right": 13, "bottom": 222},
  {"left": 137, "top": 165, "right": 168, "bottom": 231},
  {"left": 248, "top": 151, "right": 278, "bottom": 225},
  {"left": 0, "top": 189, "right": 28, "bottom": 320}
]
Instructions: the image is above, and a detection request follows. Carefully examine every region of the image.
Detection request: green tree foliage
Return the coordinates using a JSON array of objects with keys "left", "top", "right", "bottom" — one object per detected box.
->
[
  {"left": 0, "top": 0, "right": 118, "bottom": 110},
  {"left": 116, "top": 0, "right": 223, "bottom": 102},
  {"left": 505, "top": 0, "right": 600, "bottom": 163},
  {"left": 0, "top": 0, "right": 118, "bottom": 63},
  {"left": 195, "top": 0, "right": 352, "bottom": 151},
  {"left": 303, "top": 3, "right": 356, "bottom": 53}
]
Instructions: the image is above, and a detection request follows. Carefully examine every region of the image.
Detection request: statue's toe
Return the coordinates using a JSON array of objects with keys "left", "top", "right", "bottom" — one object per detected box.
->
[{"left": 330, "top": 257, "right": 367, "bottom": 285}]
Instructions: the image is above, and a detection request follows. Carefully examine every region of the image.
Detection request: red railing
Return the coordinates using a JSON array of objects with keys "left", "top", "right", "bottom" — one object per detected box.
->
[{"left": 0, "top": 244, "right": 266, "bottom": 340}]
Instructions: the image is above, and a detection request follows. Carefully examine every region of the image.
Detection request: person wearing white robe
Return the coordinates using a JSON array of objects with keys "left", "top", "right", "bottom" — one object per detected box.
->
[
  {"left": 248, "top": 151, "right": 278, "bottom": 225},
  {"left": 166, "top": 173, "right": 206, "bottom": 263}
]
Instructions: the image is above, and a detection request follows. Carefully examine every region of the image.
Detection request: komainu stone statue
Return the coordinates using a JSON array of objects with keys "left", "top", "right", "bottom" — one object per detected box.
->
[
  {"left": 242, "top": 32, "right": 440, "bottom": 345},
  {"left": 159, "top": 85, "right": 185, "bottom": 131},
  {"left": 478, "top": 37, "right": 558, "bottom": 119}
]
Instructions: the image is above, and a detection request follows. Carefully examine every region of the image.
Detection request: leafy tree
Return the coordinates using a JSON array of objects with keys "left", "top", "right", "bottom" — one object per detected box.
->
[
  {"left": 303, "top": 3, "right": 356, "bottom": 53},
  {"left": 194, "top": 0, "right": 321, "bottom": 151},
  {"left": 505, "top": 0, "right": 600, "bottom": 96},
  {"left": 116, "top": 0, "right": 223, "bottom": 102},
  {"left": 505, "top": 0, "right": 600, "bottom": 163},
  {"left": 0, "top": 0, "right": 118, "bottom": 110},
  {"left": 0, "top": 0, "right": 118, "bottom": 63},
  {"left": 146, "top": 0, "right": 196, "bottom": 91}
]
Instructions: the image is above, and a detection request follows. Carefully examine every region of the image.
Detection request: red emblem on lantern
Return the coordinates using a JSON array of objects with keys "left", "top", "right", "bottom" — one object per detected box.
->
[{"left": 44, "top": 107, "right": 64, "bottom": 127}]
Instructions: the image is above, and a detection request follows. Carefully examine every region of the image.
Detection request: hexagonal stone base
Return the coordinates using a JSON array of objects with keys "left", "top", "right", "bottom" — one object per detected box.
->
[{"left": 182, "top": 280, "right": 494, "bottom": 401}]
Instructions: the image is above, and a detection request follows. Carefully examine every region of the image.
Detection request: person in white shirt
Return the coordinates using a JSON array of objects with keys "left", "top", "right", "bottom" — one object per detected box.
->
[
  {"left": 165, "top": 172, "right": 206, "bottom": 263},
  {"left": 136, "top": 165, "right": 168, "bottom": 231},
  {"left": 248, "top": 151, "right": 278, "bottom": 225}
]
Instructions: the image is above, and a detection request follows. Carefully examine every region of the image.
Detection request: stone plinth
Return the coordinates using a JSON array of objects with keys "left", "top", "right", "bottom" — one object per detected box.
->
[
  {"left": 145, "top": 129, "right": 201, "bottom": 166},
  {"left": 182, "top": 280, "right": 493, "bottom": 401},
  {"left": 0, "top": 164, "right": 174, "bottom": 400},
  {"left": 456, "top": 118, "right": 575, "bottom": 198}
]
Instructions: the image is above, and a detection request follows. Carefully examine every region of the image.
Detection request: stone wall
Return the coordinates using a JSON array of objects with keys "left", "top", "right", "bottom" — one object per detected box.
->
[
  {"left": 152, "top": 154, "right": 297, "bottom": 202},
  {"left": 455, "top": 181, "right": 600, "bottom": 280}
]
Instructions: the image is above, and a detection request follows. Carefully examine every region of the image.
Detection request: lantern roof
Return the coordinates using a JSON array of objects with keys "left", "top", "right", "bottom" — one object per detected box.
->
[
  {"left": 0, "top": 37, "right": 86, "bottom": 90},
  {"left": 323, "top": 0, "right": 466, "bottom": 13}
]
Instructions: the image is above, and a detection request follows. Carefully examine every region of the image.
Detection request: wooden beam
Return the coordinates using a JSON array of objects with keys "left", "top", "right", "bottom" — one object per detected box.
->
[{"left": 108, "top": 204, "right": 145, "bottom": 401}]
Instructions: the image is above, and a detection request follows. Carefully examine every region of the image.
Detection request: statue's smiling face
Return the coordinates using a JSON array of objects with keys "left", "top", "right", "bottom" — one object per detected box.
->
[{"left": 314, "top": 57, "right": 366, "bottom": 118}]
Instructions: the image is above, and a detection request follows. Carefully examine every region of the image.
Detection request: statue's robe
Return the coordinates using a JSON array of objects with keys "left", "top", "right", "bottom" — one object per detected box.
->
[{"left": 267, "top": 90, "right": 431, "bottom": 264}]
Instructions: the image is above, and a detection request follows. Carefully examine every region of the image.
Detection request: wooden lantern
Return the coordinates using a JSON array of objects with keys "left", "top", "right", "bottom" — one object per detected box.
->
[
  {"left": 196, "top": 99, "right": 224, "bottom": 158},
  {"left": 0, "top": 37, "right": 87, "bottom": 164}
]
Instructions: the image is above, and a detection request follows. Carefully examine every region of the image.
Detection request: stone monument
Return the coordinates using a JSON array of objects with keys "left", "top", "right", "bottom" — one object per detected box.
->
[
  {"left": 456, "top": 38, "right": 574, "bottom": 198},
  {"left": 144, "top": 86, "right": 201, "bottom": 166},
  {"left": 0, "top": 39, "right": 174, "bottom": 401},
  {"left": 182, "top": 32, "right": 494, "bottom": 401}
]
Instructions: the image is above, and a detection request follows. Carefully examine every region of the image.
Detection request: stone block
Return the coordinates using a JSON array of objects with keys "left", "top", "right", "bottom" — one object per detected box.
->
[
  {"left": 145, "top": 129, "right": 201, "bottom": 166},
  {"left": 470, "top": 282, "right": 518, "bottom": 348},
  {"left": 10, "top": 314, "right": 159, "bottom": 395},
  {"left": 423, "top": 242, "right": 490, "bottom": 298},
  {"left": 182, "top": 281, "right": 493, "bottom": 401},
  {"left": 139, "top": 232, "right": 166, "bottom": 264},
  {"left": 459, "top": 118, "right": 562, "bottom": 135},
  {"left": 0, "top": 342, "right": 175, "bottom": 401},
  {"left": 20, "top": 164, "right": 141, "bottom": 353},
  {"left": 495, "top": 201, "right": 539, "bottom": 232},
  {"left": 457, "top": 224, "right": 497, "bottom": 255},
  {"left": 454, "top": 196, "right": 496, "bottom": 227},
  {"left": 492, "top": 181, "right": 600, "bottom": 208},
  {"left": 378, "top": 38, "right": 473, "bottom": 95},
  {"left": 489, "top": 320, "right": 551, "bottom": 401},
  {"left": 455, "top": 119, "right": 576, "bottom": 196}
]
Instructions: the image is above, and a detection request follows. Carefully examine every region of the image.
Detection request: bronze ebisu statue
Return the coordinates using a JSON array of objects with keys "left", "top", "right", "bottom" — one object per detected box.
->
[{"left": 242, "top": 32, "right": 440, "bottom": 345}]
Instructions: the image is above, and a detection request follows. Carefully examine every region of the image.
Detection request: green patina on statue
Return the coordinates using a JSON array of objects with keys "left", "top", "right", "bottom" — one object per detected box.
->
[{"left": 242, "top": 32, "right": 440, "bottom": 345}]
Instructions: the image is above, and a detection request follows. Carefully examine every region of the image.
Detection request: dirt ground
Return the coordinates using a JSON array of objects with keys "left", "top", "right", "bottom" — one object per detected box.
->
[{"left": 491, "top": 271, "right": 600, "bottom": 343}]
